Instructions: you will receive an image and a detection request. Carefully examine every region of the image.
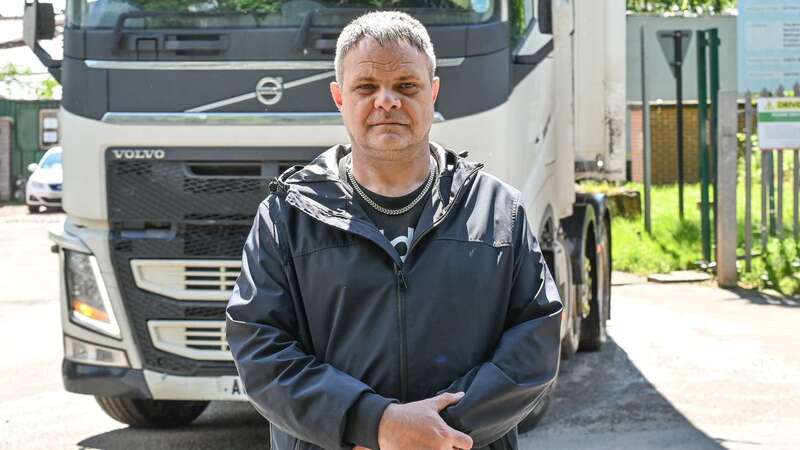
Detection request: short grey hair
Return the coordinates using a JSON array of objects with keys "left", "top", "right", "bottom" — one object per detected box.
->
[{"left": 334, "top": 11, "right": 437, "bottom": 84}]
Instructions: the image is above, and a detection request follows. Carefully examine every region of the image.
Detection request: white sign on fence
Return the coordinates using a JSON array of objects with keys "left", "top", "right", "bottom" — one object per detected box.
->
[
  {"left": 737, "top": 0, "right": 800, "bottom": 93},
  {"left": 757, "top": 98, "right": 800, "bottom": 149}
]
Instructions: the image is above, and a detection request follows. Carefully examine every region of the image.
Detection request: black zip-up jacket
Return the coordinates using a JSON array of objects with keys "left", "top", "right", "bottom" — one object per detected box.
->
[{"left": 226, "top": 143, "right": 563, "bottom": 450}]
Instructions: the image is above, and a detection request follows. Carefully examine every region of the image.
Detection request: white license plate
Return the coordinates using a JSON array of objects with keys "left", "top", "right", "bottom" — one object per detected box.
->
[{"left": 218, "top": 376, "right": 247, "bottom": 400}]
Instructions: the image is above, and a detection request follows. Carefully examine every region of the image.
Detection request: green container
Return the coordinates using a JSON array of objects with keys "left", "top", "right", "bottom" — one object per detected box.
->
[{"left": 0, "top": 99, "right": 61, "bottom": 186}]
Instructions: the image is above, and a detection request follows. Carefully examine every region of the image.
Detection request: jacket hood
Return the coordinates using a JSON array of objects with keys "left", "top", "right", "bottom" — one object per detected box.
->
[{"left": 269, "top": 142, "right": 483, "bottom": 221}]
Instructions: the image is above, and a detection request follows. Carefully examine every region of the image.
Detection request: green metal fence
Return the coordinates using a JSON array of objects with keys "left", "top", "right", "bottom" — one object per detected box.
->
[{"left": 0, "top": 99, "right": 61, "bottom": 189}]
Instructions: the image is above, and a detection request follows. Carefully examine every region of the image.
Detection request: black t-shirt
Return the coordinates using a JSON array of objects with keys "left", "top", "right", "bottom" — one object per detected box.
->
[{"left": 339, "top": 154, "right": 432, "bottom": 262}]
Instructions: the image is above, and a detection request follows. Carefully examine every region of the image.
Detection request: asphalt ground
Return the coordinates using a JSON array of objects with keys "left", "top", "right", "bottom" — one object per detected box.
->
[{"left": 1, "top": 204, "right": 798, "bottom": 449}]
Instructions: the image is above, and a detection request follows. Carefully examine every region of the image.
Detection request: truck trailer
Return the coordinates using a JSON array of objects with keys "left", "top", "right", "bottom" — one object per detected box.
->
[{"left": 24, "top": 0, "right": 624, "bottom": 430}]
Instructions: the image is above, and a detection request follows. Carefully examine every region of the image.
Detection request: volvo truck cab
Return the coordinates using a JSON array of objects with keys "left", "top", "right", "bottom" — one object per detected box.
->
[{"left": 25, "top": 0, "right": 623, "bottom": 429}]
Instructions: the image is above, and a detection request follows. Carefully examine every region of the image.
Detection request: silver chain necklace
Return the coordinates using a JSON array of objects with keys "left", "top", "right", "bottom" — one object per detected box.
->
[{"left": 346, "top": 157, "right": 436, "bottom": 216}]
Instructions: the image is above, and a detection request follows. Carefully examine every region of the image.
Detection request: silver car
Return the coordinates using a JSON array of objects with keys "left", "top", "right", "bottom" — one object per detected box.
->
[{"left": 25, "top": 146, "right": 63, "bottom": 213}]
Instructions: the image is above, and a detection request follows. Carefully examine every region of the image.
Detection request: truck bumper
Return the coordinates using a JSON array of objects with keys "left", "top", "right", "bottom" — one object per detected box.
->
[
  {"left": 63, "top": 360, "right": 151, "bottom": 398},
  {"left": 63, "top": 360, "right": 247, "bottom": 401}
]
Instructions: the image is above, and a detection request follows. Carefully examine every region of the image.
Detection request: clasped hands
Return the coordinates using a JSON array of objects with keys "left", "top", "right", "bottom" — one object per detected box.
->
[{"left": 354, "top": 392, "right": 473, "bottom": 450}]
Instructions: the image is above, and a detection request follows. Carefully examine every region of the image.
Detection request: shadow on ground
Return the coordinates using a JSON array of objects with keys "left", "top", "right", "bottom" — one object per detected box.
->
[
  {"left": 723, "top": 286, "right": 800, "bottom": 308},
  {"left": 523, "top": 337, "right": 726, "bottom": 450},
  {"left": 77, "top": 402, "right": 268, "bottom": 450},
  {"left": 77, "top": 338, "right": 725, "bottom": 450}
]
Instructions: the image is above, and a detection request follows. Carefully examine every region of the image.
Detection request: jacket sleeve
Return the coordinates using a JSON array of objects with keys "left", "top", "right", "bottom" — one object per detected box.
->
[
  {"left": 226, "top": 199, "right": 395, "bottom": 450},
  {"left": 437, "top": 201, "right": 563, "bottom": 448}
]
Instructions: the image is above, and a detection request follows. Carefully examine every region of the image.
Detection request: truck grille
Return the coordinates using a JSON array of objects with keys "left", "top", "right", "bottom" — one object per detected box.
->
[
  {"left": 105, "top": 146, "right": 323, "bottom": 225},
  {"left": 131, "top": 260, "right": 240, "bottom": 301},
  {"left": 148, "top": 320, "right": 231, "bottom": 361},
  {"left": 105, "top": 146, "right": 324, "bottom": 376}
]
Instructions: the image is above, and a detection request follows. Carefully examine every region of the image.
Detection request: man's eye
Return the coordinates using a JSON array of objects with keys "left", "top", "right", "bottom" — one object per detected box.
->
[
  {"left": 400, "top": 83, "right": 418, "bottom": 90},
  {"left": 356, "top": 84, "right": 376, "bottom": 92}
]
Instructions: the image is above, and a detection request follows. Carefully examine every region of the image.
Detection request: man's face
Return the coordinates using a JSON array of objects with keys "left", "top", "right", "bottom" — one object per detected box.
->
[{"left": 330, "top": 38, "right": 440, "bottom": 159}]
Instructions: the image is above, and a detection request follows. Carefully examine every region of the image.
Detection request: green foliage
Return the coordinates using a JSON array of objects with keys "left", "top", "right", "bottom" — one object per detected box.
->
[
  {"left": 763, "top": 237, "right": 800, "bottom": 296},
  {"left": 0, "top": 63, "right": 59, "bottom": 100},
  {"left": 508, "top": 0, "right": 527, "bottom": 43},
  {"left": 36, "top": 77, "right": 59, "bottom": 99},
  {"left": 626, "top": 0, "right": 736, "bottom": 13}
]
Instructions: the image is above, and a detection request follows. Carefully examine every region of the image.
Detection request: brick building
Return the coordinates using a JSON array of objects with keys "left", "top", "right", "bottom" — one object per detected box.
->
[{"left": 629, "top": 101, "right": 744, "bottom": 185}]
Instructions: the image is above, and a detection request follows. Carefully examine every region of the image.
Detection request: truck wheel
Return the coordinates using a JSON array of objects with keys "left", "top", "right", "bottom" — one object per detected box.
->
[
  {"left": 560, "top": 280, "right": 582, "bottom": 359},
  {"left": 517, "top": 386, "right": 553, "bottom": 433},
  {"left": 560, "top": 237, "right": 584, "bottom": 359},
  {"left": 28, "top": 205, "right": 39, "bottom": 214},
  {"left": 95, "top": 396, "right": 209, "bottom": 428},
  {"left": 580, "top": 230, "right": 606, "bottom": 351}
]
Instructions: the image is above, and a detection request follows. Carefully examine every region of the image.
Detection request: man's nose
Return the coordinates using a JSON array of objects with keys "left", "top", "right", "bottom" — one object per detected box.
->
[{"left": 373, "top": 87, "right": 401, "bottom": 111}]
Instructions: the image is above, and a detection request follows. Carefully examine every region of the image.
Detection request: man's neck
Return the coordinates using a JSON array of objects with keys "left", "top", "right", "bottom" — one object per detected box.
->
[{"left": 349, "top": 143, "right": 432, "bottom": 197}]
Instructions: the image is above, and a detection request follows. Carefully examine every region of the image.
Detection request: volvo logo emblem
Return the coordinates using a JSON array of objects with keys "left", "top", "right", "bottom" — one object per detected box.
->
[
  {"left": 255, "top": 77, "right": 284, "bottom": 106},
  {"left": 111, "top": 149, "right": 166, "bottom": 159}
]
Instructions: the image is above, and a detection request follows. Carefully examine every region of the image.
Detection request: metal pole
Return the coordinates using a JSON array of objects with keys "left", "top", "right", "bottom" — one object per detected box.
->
[
  {"left": 778, "top": 150, "right": 784, "bottom": 238},
  {"left": 794, "top": 149, "right": 798, "bottom": 242},
  {"left": 762, "top": 89, "right": 771, "bottom": 251},
  {"left": 674, "top": 30, "right": 685, "bottom": 221},
  {"left": 709, "top": 28, "right": 720, "bottom": 255},
  {"left": 717, "top": 90, "right": 738, "bottom": 286},
  {"left": 795, "top": 82, "right": 800, "bottom": 242},
  {"left": 762, "top": 149, "right": 769, "bottom": 253},
  {"left": 697, "top": 30, "right": 711, "bottom": 264},
  {"left": 744, "top": 91, "right": 753, "bottom": 271},
  {"left": 641, "top": 25, "right": 652, "bottom": 234},
  {"left": 769, "top": 150, "right": 776, "bottom": 235}
]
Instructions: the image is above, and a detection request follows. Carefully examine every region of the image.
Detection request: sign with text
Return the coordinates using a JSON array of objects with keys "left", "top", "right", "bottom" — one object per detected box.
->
[
  {"left": 757, "top": 98, "right": 800, "bottom": 149},
  {"left": 737, "top": 0, "right": 800, "bottom": 93}
]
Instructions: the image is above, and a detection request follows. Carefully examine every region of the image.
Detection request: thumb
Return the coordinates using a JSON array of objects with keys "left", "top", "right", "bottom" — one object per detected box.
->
[
  {"left": 430, "top": 391, "right": 465, "bottom": 411},
  {"left": 448, "top": 427, "right": 474, "bottom": 450}
]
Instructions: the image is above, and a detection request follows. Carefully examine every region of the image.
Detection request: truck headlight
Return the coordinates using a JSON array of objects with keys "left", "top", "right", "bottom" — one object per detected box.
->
[
  {"left": 65, "top": 250, "right": 121, "bottom": 339},
  {"left": 31, "top": 181, "right": 46, "bottom": 190}
]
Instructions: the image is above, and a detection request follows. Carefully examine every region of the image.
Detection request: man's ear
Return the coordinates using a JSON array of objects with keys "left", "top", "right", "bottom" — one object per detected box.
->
[
  {"left": 431, "top": 76, "right": 440, "bottom": 103},
  {"left": 330, "top": 81, "right": 343, "bottom": 111}
]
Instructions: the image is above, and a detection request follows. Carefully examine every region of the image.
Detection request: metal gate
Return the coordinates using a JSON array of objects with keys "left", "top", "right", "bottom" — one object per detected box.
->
[{"left": 0, "top": 99, "right": 60, "bottom": 201}]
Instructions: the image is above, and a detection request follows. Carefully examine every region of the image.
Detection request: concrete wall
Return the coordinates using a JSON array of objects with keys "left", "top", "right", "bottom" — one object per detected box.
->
[
  {"left": 627, "top": 14, "right": 738, "bottom": 103},
  {"left": 0, "top": 119, "right": 11, "bottom": 201}
]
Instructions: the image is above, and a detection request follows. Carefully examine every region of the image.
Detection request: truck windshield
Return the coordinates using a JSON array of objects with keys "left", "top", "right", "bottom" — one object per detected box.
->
[{"left": 66, "top": 0, "right": 496, "bottom": 29}]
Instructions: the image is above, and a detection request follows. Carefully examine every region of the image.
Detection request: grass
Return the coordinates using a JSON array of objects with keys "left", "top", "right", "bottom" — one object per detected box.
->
[{"left": 584, "top": 149, "right": 800, "bottom": 288}]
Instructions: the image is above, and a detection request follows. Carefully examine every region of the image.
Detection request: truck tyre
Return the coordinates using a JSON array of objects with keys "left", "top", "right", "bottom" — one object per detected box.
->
[
  {"left": 560, "top": 283, "right": 581, "bottom": 359},
  {"left": 517, "top": 385, "right": 553, "bottom": 433},
  {"left": 580, "top": 227, "right": 607, "bottom": 351},
  {"left": 28, "top": 205, "right": 39, "bottom": 214},
  {"left": 95, "top": 396, "right": 209, "bottom": 428}
]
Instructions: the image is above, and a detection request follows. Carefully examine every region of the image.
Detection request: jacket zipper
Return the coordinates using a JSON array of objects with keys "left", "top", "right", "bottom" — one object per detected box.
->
[
  {"left": 393, "top": 165, "right": 481, "bottom": 403},
  {"left": 395, "top": 264, "right": 409, "bottom": 402},
  {"left": 284, "top": 161, "right": 482, "bottom": 404}
]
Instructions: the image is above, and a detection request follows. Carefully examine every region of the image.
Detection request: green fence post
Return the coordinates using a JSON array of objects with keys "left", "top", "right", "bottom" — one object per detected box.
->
[
  {"left": 709, "top": 28, "right": 720, "bottom": 257},
  {"left": 697, "top": 30, "right": 711, "bottom": 265}
]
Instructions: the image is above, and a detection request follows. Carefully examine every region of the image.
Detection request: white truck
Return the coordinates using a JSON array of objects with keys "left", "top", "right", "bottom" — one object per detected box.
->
[{"left": 24, "top": 0, "right": 624, "bottom": 430}]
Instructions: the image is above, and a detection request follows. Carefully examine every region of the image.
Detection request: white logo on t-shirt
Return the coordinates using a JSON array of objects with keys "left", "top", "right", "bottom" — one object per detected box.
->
[{"left": 380, "top": 227, "right": 415, "bottom": 262}]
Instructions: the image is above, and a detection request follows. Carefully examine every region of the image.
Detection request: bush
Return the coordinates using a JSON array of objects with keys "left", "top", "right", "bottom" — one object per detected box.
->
[{"left": 762, "top": 237, "right": 800, "bottom": 296}]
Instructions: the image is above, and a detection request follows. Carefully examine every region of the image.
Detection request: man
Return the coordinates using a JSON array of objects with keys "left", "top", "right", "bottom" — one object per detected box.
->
[{"left": 226, "top": 11, "right": 563, "bottom": 450}]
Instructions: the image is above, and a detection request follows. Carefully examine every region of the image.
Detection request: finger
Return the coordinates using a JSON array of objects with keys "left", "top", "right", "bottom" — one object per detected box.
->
[
  {"left": 431, "top": 391, "right": 465, "bottom": 411},
  {"left": 447, "top": 428, "right": 473, "bottom": 450}
]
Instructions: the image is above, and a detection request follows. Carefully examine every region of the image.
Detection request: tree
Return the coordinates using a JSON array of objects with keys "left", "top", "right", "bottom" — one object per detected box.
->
[
  {"left": 0, "top": 63, "right": 60, "bottom": 100},
  {"left": 626, "top": 0, "right": 736, "bottom": 13}
]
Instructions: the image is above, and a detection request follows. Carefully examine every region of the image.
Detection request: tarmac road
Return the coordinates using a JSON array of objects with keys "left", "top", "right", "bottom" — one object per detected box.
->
[{"left": 1, "top": 204, "right": 798, "bottom": 450}]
